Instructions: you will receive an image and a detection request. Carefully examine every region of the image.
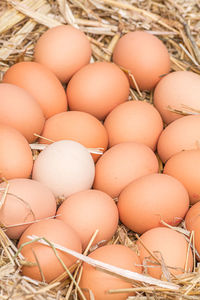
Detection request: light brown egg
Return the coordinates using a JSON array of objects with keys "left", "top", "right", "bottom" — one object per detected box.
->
[
  {"left": 185, "top": 202, "right": 200, "bottom": 260},
  {"left": 0, "top": 83, "right": 44, "bottom": 142},
  {"left": 39, "top": 111, "right": 108, "bottom": 162},
  {"left": 66, "top": 62, "right": 130, "bottom": 120},
  {"left": 79, "top": 244, "right": 142, "bottom": 300},
  {"left": 112, "top": 31, "right": 170, "bottom": 91},
  {"left": 0, "top": 124, "right": 33, "bottom": 180},
  {"left": 57, "top": 189, "right": 119, "bottom": 250},
  {"left": 3, "top": 62, "right": 67, "bottom": 119},
  {"left": 18, "top": 219, "right": 82, "bottom": 283},
  {"left": 137, "top": 227, "right": 193, "bottom": 279},
  {"left": 164, "top": 150, "right": 200, "bottom": 204},
  {"left": 0, "top": 179, "right": 57, "bottom": 239},
  {"left": 104, "top": 100, "right": 163, "bottom": 150},
  {"left": 154, "top": 71, "right": 200, "bottom": 124},
  {"left": 157, "top": 115, "right": 200, "bottom": 163},
  {"left": 34, "top": 25, "right": 91, "bottom": 83},
  {"left": 93, "top": 142, "right": 159, "bottom": 198},
  {"left": 118, "top": 173, "right": 189, "bottom": 234}
]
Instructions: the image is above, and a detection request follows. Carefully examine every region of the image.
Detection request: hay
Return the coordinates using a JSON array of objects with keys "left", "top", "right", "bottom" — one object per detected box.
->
[{"left": 0, "top": 0, "right": 200, "bottom": 299}]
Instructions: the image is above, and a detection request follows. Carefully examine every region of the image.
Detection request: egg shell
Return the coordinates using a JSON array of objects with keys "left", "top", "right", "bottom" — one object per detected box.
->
[
  {"left": 39, "top": 111, "right": 108, "bottom": 162},
  {"left": 137, "top": 227, "right": 193, "bottom": 279},
  {"left": 3, "top": 62, "right": 67, "bottom": 119},
  {"left": 93, "top": 142, "right": 159, "bottom": 198},
  {"left": 118, "top": 173, "right": 189, "bottom": 234},
  {"left": 112, "top": 31, "right": 171, "bottom": 91},
  {"left": 56, "top": 189, "right": 119, "bottom": 250},
  {"left": 32, "top": 140, "right": 95, "bottom": 198},
  {"left": 0, "top": 83, "right": 45, "bottom": 142},
  {"left": 79, "top": 244, "right": 142, "bottom": 300},
  {"left": 157, "top": 115, "right": 200, "bottom": 163},
  {"left": 104, "top": 100, "right": 163, "bottom": 150},
  {"left": 185, "top": 202, "right": 200, "bottom": 260},
  {"left": 154, "top": 71, "right": 200, "bottom": 124},
  {"left": 164, "top": 150, "right": 200, "bottom": 204},
  {"left": 0, "top": 124, "right": 33, "bottom": 180},
  {"left": 18, "top": 219, "right": 82, "bottom": 282},
  {"left": 34, "top": 25, "right": 91, "bottom": 83},
  {"left": 66, "top": 61, "right": 130, "bottom": 120},
  {"left": 0, "top": 179, "right": 57, "bottom": 239}
]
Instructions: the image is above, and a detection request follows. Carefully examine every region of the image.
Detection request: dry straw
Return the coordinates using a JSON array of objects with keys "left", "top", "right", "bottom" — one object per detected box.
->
[{"left": 0, "top": 0, "right": 200, "bottom": 299}]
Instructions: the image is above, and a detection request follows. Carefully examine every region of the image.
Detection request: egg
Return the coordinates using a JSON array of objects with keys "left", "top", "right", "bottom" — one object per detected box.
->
[
  {"left": 185, "top": 202, "right": 200, "bottom": 260},
  {"left": 79, "top": 244, "right": 142, "bottom": 300},
  {"left": 154, "top": 71, "right": 200, "bottom": 124},
  {"left": 3, "top": 62, "right": 67, "bottom": 119},
  {"left": 18, "top": 219, "right": 82, "bottom": 282},
  {"left": 157, "top": 115, "right": 200, "bottom": 163},
  {"left": 104, "top": 100, "right": 163, "bottom": 150},
  {"left": 32, "top": 140, "right": 95, "bottom": 199},
  {"left": 164, "top": 150, "right": 200, "bottom": 204},
  {"left": 93, "top": 142, "right": 159, "bottom": 198},
  {"left": 34, "top": 25, "right": 91, "bottom": 83},
  {"left": 0, "top": 124, "right": 33, "bottom": 180},
  {"left": 66, "top": 62, "right": 130, "bottom": 120},
  {"left": 39, "top": 111, "right": 108, "bottom": 162},
  {"left": 137, "top": 227, "right": 193, "bottom": 279},
  {"left": 112, "top": 31, "right": 170, "bottom": 91},
  {"left": 118, "top": 173, "right": 189, "bottom": 234},
  {"left": 0, "top": 179, "right": 56, "bottom": 239},
  {"left": 0, "top": 83, "right": 44, "bottom": 142},
  {"left": 56, "top": 189, "right": 119, "bottom": 250}
]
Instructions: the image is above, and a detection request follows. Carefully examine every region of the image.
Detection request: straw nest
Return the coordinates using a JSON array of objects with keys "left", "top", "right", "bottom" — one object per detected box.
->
[{"left": 0, "top": 0, "right": 200, "bottom": 299}]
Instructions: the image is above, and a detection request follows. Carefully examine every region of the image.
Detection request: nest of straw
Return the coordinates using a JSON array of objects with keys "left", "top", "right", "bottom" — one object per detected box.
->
[{"left": 0, "top": 0, "right": 200, "bottom": 299}]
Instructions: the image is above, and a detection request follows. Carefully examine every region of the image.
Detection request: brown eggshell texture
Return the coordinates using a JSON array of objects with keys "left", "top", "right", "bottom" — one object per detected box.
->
[
  {"left": 3, "top": 62, "right": 67, "bottom": 119},
  {"left": 157, "top": 115, "right": 200, "bottom": 163},
  {"left": 113, "top": 31, "right": 171, "bottom": 91},
  {"left": 34, "top": 25, "right": 92, "bottom": 83},
  {"left": 0, "top": 124, "right": 33, "bottom": 181},
  {"left": 0, "top": 83, "right": 44, "bottom": 142},
  {"left": 93, "top": 142, "right": 159, "bottom": 198},
  {"left": 39, "top": 111, "right": 108, "bottom": 162},
  {"left": 18, "top": 219, "right": 82, "bottom": 283},
  {"left": 57, "top": 189, "right": 119, "bottom": 250},
  {"left": 0, "top": 179, "right": 57, "bottom": 239},
  {"left": 137, "top": 227, "right": 193, "bottom": 279},
  {"left": 154, "top": 71, "right": 200, "bottom": 124},
  {"left": 66, "top": 61, "right": 130, "bottom": 120},
  {"left": 79, "top": 244, "right": 142, "bottom": 300},
  {"left": 104, "top": 100, "right": 163, "bottom": 151},
  {"left": 118, "top": 173, "right": 189, "bottom": 234}
]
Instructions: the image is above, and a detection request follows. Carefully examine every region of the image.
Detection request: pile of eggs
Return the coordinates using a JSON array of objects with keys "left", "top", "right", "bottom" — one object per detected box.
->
[{"left": 1, "top": 24, "right": 200, "bottom": 299}]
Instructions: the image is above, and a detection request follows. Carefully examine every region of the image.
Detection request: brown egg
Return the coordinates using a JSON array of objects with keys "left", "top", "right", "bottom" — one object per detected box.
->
[
  {"left": 79, "top": 244, "right": 142, "bottom": 300},
  {"left": 39, "top": 111, "right": 108, "bottom": 162},
  {"left": 34, "top": 25, "right": 91, "bottom": 83},
  {"left": 137, "top": 227, "right": 193, "bottom": 279},
  {"left": 164, "top": 150, "right": 200, "bottom": 204},
  {"left": 118, "top": 173, "right": 189, "bottom": 234},
  {"left": 18, "top": 219, "right": 82, "bottom": 283},
  {"left": 104, "top": 101, "right": 163, "bottom": 150},
  {"left": 3, "top": 62, "right": 67, "bottom": 119},
  {"left": 93, "top": 142, "right": 159, "bottom": 198},
  {"left": 154, "top": 71, "right": 200, "bottom": 124},
  {"left": 185, "top": 202, "right": 200, "bottom": 260},
  {"left": 57, "top": 189, "right": 119, "bottom": 250},
  {"left": 0, "top": 83, "right": 44, "bottom": 142},
  {"left": 157, "top": 115, "right": 200, "bottom": 163},
  {"left": 0, "top": 179, "right": 57, "bottom": 239},
  {"left": 66, "top": 62, "right": 130, "bottom": 120},
  {"left": 0, "top": 124, "right": 33, "bottom": 180},
  {"left": 113, "top": 31, "right": 170, "bottom": 91}
]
